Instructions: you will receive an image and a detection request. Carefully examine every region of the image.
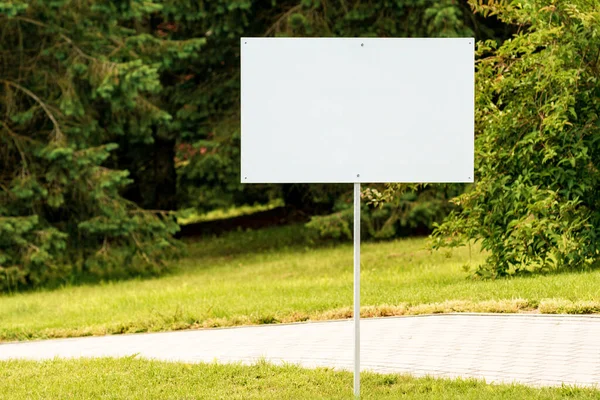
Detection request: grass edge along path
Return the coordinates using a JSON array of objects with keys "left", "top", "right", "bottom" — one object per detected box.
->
[
  {"left": 5, "top": 298, "right": 600, "bottom": 342},
  {"left": 1, "top": 358, "right": 599, "bottom": 399},
  {"left": 4, "top": 224, "right": 600, "bottom": 342}
]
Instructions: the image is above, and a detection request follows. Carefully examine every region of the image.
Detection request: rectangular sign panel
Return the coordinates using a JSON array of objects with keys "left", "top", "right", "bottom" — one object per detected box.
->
[{"left": 241, "top": 38, "right": 473, "bottom": 183}]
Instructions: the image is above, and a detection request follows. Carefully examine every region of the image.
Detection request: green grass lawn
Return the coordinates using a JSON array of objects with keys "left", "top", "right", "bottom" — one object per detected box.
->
[
  {"left": 1, "top": 358, "right": 597, "bottom": 399},
  {"left": 2, "top": 224, "right": 600, "bottom": 342}
]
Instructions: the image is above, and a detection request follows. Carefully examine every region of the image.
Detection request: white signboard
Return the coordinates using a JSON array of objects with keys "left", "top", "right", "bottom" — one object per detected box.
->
[{"left": 241, "top": 37, "right": 474, "bottom": 184}]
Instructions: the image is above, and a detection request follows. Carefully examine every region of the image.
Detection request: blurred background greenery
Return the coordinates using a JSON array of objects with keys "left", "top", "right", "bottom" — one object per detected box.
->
[{"left": 2, "top": 0, "right": 599, "bottom": 290}]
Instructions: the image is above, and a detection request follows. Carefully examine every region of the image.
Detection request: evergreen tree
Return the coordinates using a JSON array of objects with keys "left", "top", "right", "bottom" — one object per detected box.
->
[{"left": 0, "top": 0, "right": 205, "bottom": 290}]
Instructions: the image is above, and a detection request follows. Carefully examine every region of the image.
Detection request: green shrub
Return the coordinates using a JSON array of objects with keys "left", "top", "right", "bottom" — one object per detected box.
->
[
  {"left": 432, "top": 0, "right": 600, "bottom": 277},
  {"left": 307, "top": 184, "right": 462, "bottom": 241}
]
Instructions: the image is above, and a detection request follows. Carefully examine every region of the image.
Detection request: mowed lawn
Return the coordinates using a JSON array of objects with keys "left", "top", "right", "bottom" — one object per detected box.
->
[
  {"left": 2, "top": 224, "right": 600, "bottom": 341},
  {"left": 1, "top": 358, "right": 598, "bottom": 400}
]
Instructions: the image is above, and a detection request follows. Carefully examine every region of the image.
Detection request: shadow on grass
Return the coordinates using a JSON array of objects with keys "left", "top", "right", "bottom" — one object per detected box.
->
[{"left": 183, "top": 223, "right": 332, "bottom": 259}]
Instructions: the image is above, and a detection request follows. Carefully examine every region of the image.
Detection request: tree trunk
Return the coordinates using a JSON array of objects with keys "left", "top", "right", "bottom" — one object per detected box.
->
[
  {"left": 119, "top": 129, "right": 177, "bottom": 211},
  {"left": 152, "top": 134, "right": 177, "bottom": 210}
]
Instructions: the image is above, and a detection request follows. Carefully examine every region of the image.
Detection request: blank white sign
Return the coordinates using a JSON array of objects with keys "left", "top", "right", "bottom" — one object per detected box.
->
[{"left": 241, "top": 38, "right": 473, "bottom": 183}]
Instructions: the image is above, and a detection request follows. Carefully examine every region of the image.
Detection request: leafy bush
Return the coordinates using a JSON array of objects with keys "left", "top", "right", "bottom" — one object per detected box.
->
[
  {"left": 432, "top": 0, "right": 600, "bottom": 277},
  {"left": 307, "top": 185, "right": 462, "bottom": 241}
]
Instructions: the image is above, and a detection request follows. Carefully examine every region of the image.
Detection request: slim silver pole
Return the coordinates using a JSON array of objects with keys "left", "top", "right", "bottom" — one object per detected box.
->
[{"left": 353, "top": 182, "right": 361, "bottom": 397}]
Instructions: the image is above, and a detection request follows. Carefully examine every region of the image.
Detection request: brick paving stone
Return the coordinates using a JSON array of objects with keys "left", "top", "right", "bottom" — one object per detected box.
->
[{"left": 1, "top": 314, "right": 600, "bottom": 388}]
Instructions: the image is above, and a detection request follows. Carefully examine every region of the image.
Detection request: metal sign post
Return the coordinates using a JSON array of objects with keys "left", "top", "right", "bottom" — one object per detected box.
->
[{"left": 353, "top": 182, "right": 361, "bottom": 397}]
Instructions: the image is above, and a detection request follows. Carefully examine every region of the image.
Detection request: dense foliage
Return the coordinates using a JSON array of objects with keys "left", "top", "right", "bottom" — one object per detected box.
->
[
  {"left": 1, "top": 0, "right": 508, "bottom": 290},
  {"left": 175, "top": 0, "right": 510, "bottom": 213},
  {"left": 433, "top": 0, "right": 600, "bottom": 277},
  {"left": 307, "top": 184, "right": 463, "bottom": 240},
  {"left": 0, "top": 0, "right": 200, "bottom": 290}
]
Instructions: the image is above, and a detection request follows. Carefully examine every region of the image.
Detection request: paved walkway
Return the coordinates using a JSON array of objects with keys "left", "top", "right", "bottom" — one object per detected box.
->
[{"left": 2, "top": 314, "right": 600, "bottom": 387}]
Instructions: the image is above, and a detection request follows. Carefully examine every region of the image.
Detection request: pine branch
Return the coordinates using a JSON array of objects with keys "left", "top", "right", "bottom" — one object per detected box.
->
[
  {"left": 0, "top": 119, "right": 32, "bottom": 175},
  {"left": 264, "top": 4, "right": 303, "bottom": 37},
  {"left": 7, "top": 16, "right": 117, "bottom": 67},
  {"left": 1, "top": 80, "right": 64, "bottom": 142}
]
